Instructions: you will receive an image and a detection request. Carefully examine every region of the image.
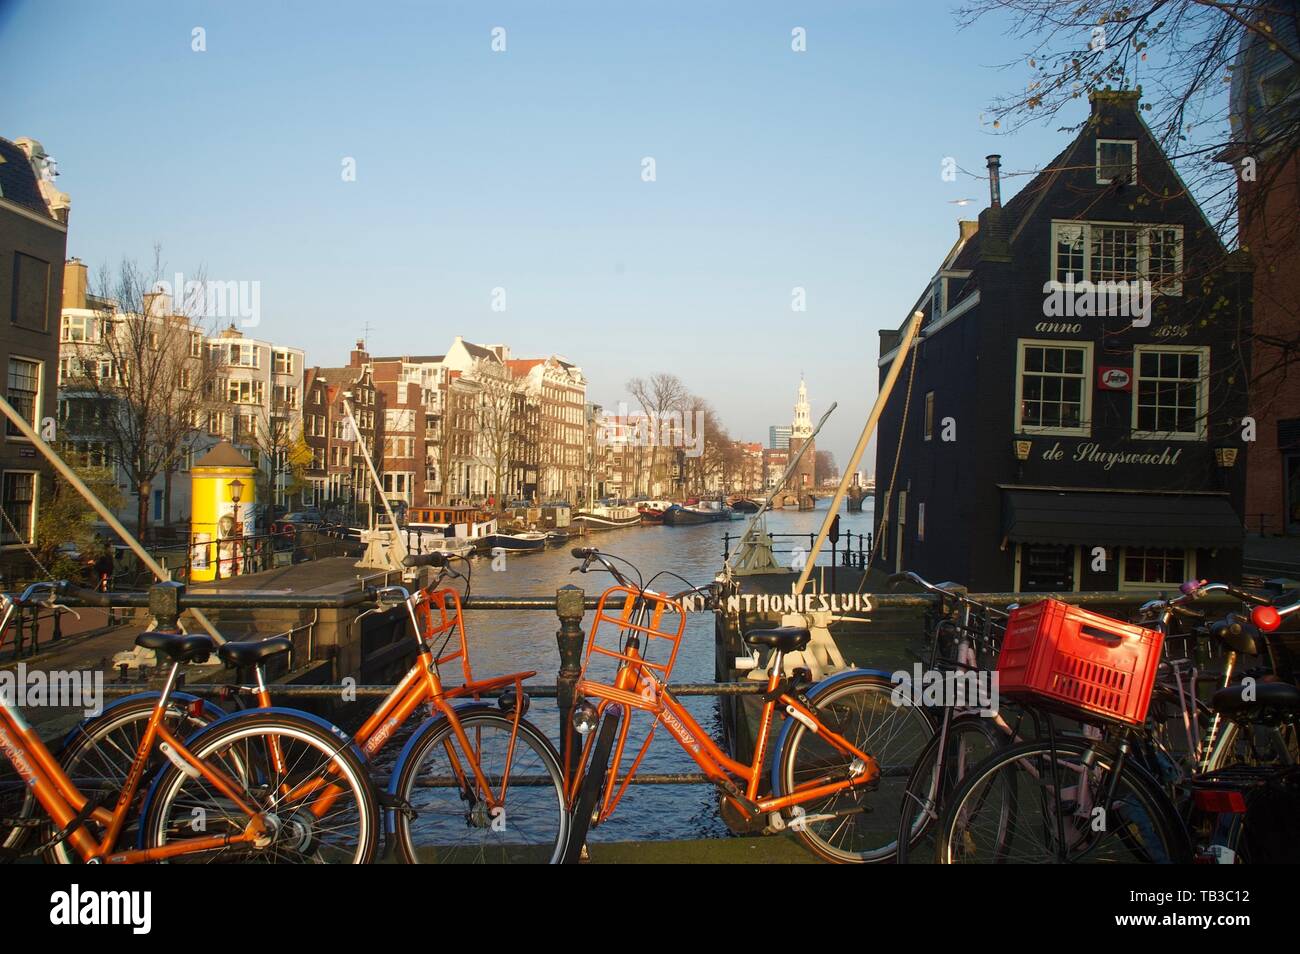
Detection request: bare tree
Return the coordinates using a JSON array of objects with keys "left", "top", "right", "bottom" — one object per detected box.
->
[
  {"left": 627, "top": 373, "right": 689, "bottom": 496},
  {"left": 60, "top": 248, "right": 226, "bottom": 536},
  {"left": 473, "top": 379, "right": 516, "bottom": 510},
  {"left": 815, "top": 449, "right": 839, "bottom": 487}
]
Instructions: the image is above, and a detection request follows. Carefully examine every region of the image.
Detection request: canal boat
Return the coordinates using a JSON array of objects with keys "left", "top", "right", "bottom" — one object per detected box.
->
[
  {"left": 574, "top": 504, "right": 642, "bottom": 530},
  {"left": 405, "top": 506, "right": 497, "bottom": 537},
  {"left": 661, "top": 503, "right": 716, "bottom": 526},
  {"left": 729, "top": 497, "right": 760, "bottom": 513},
  {"left": 402, "top": 531, "right": 476, "bottom": 560},
  {"left": 637, "top": 500, "right": 674, "bottom": 524},
  {"left": 477, "top": 530, "right": 548, "bottom": 553}
]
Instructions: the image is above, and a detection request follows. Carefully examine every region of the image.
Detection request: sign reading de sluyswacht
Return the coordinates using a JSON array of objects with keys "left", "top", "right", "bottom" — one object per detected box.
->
[{"left": 1040, "top": 440, "right": 1184, "bottom": 471}]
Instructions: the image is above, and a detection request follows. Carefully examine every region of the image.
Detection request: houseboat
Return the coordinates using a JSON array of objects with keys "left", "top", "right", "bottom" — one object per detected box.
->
[
  {"left": 574, "top": 504, "right": 642, "bottom": 530},
  {"left": 403, "top": 505, "right": 497, "bottom": 556},
  {"left": 637, "top": 500, "right": 675, "bottom": 524},
  {"left": 661, "top": 500, "right": 732, "bottom": 525},
  {"left": 477, "top": 529, "right": 548, "bottom": 553}
]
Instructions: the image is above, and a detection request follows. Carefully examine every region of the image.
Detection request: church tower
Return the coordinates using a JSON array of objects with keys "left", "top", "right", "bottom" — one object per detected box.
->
[{"left": 787, "top": 376, "right": 816, "bottom": 493}]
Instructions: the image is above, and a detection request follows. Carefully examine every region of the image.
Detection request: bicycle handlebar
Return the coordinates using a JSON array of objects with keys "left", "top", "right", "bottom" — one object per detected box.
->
[{"left": 402, "top": 552, "right": 448, "bottom": 569}]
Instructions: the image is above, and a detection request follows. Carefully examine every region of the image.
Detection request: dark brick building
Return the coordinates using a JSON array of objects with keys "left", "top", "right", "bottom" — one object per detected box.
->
[
  {"left": 874, "top": 91, "right": 1252, "bottom": 593},
  {"left": 1, "top": 137, "right": 69, "bottom": 577}
]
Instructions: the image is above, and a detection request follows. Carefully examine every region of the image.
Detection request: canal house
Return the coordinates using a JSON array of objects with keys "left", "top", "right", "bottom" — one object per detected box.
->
[{"left": 873, "top": 90, "right": 1253, "bottom": 594}]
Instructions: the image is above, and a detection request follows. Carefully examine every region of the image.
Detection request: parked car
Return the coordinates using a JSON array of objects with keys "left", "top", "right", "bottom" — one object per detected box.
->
[{"left": 271, "top": 511, "right": 322, "bottom": 535}]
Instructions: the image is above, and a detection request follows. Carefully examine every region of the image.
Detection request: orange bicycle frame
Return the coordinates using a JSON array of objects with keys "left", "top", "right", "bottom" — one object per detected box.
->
[
  {"left": 0, "top": 693, "right": 267, "bottom": 863},
  {"left": 570, "top": 585, "right": 879, "bottom": 825}
]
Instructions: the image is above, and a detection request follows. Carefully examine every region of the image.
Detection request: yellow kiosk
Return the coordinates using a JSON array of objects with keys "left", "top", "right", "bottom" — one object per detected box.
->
[{"left": 190, "top": 442, "right": 258, "bottom": 582}]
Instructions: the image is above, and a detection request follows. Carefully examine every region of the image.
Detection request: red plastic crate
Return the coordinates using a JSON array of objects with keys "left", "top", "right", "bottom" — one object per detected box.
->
[{"left": 996, "top": 599, "right": 1164, "bottom": 727}]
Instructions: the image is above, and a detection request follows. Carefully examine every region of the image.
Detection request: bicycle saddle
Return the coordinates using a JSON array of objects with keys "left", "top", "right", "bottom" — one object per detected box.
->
[
  {"left": 1211, "top": 681, "right": 1300, "bottom": 721},
  {"left": 218, "top": 634, "right": 292, "bottom": 667},
  {"left": 744, "top": 626, "right": 811, "bottom": 651},
  {"left": 135, "top": 632, "right": 215, "bottom": 664}
]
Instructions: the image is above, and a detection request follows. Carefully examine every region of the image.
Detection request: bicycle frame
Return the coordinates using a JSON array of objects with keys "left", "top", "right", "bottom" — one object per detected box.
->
[
  {"left": 0, "top": 665, "right": 266, "bottom": 863},
  {"left": 570, "top": 585, "right": 879, "bottom": 825},
  {"left": 246, "top": 584, "right": 536, "bottom": 815}
]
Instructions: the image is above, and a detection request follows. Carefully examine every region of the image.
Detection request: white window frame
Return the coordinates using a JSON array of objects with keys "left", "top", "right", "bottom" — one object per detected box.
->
[
  {"left": 0, "top": 470, "right": 39, "bottom": 547},
  {"left": 1014, "top": 339, "right": 1094, "bottom": 437},
  {"left": 5, "top": 355, "right": 43, "bottom": 442},
  {"left": 1131, "top": 344, "right": 1210, "bottom": 441},
  {"left": 1118, "top": 546, "right": 1196, "bottom": 592},
  {"left": 1096, "top": 139, "right": 1137, "bottom": 185},
  {"left": 1050, "top": 220, "right": 1182, "bottom": 296},
  {"left": 924, "top": 391, "right": 934, "bottom": 442}
]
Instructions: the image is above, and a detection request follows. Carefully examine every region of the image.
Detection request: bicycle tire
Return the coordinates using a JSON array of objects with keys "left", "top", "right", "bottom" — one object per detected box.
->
[
  {"left": 392, "top": 710, "right": 568, "bottom": 864},
  {"left": 896, "top": 713, "right": 1005, "bottom": 864},
  {"left": 776, "top": 672, "right": 933, "bottom": 863},
  {"left": 936, "top": 736, "right": 1191, "bottom": 864},
  {"left": 140, "top": 709, "right": 378, "bottom": 863}
]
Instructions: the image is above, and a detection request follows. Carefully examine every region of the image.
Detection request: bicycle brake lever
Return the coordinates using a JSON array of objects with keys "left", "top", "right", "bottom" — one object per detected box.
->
[{"left": 49, "top": 604, "right": 81, "bottom": 621}]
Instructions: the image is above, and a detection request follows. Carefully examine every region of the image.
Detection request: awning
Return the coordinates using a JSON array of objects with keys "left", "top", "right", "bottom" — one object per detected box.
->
[{"left": 1002, "top": 489, "right": 1244, "bottom": 549}]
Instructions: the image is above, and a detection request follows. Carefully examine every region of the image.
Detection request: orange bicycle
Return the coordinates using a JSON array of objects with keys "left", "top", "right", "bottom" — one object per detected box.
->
[
  {"left": 43, "top": 553, "right": 568, "bottom": 864},
  {"left": 562, "top": 548, "right": 932, "bottom": 863},
  {"left": 0, "top": 582, "right": 378, "bottom": 863}
]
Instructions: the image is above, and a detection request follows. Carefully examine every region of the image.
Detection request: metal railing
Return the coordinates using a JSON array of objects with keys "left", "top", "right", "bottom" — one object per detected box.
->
[
  {"left": 56, "top": 580, "right": 1260, "bottom": 788},
  {"left": 722, "top": 529, "right": 873, "bottom": 568}
]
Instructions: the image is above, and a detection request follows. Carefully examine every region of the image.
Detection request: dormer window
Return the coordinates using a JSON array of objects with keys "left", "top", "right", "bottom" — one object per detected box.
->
[{"left": 1097, "top": 139, "right": 1137, "bottom": 185}]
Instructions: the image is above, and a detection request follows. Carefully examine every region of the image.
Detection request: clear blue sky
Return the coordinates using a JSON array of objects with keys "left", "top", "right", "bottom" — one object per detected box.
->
[{"left": 4, "top": 0, "right": 1086, "bottom": 467}]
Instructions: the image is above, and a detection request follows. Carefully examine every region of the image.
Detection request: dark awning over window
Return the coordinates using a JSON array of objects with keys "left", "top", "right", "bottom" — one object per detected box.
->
[{"left": 1002, "top": 489, "right": 1244, "bottom": 549}]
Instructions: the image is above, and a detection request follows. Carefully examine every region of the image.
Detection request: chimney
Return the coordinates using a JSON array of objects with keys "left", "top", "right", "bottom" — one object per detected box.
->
[
  {"left": 62, "top": 258, "right": 88, "bottom": 310},
  {"left": 350, "top": 339, "right": 369, "bottom": 368},
  {"left": 986, "top": 155, "right": 1002, "bottom": 209}
]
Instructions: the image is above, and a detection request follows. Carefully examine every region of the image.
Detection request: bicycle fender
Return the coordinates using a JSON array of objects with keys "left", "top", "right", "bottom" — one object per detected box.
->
[
  {"left": 60, "top": 690, "right": 225, "bottom": 753},
  {"left": 135, "top": 706, "right": 370, "bottom": 849},
  {"left": 768, "top": 668, "right": 894, "bottom": 798}
]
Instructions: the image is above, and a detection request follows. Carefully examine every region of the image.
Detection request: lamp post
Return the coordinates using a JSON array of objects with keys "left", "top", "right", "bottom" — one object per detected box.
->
[{"left": 228, "top": 478, "right": 244, "bottom": 576}]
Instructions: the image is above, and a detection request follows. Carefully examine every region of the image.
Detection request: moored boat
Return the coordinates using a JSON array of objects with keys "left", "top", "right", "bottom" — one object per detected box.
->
[
  {"left": 574, "top": 504, "right": 642, "bottom": 530},
  {"left": 477, "top": 530, "right": 547, "bottom": 553},
  {"left": 400, "top": 505, "right": 497, "bottom": 555},
  {"left": 729, "top": 497, "right": 760, "bottom": 513},
  {"left": 637, "top": 500, "right": 674, "bottom": 524}
]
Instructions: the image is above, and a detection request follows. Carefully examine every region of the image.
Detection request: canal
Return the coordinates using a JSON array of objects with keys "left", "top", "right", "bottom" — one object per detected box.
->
[{"left": 376, "top": 499, "right": 882, "bottom": 845}]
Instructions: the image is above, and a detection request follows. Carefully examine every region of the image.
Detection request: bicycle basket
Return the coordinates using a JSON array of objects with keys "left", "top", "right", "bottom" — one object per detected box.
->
[
  {"left": 997, "top": 598, "right": 1163, "bottom": 727},
  {"left": 578, "top": 586, "right": 688, "bottom": 689},
  {"left": 413, "top": 586, "right": 474, "bottom": 685},
  {"left": 927, "top": 601, "right": 1008, "bottom": 675}
]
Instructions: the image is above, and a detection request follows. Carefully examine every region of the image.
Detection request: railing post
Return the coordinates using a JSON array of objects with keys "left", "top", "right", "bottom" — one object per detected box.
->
[{"left": 554, "top": 583, "right": 586, "bottom": 782}]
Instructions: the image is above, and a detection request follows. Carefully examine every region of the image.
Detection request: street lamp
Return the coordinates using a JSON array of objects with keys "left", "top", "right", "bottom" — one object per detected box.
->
[
  {"left": 1012, "top": 439, "right": 1032, "bottom": 482},
  {"left": 228, "top": 478, "right": 244, "bottom": 577}
]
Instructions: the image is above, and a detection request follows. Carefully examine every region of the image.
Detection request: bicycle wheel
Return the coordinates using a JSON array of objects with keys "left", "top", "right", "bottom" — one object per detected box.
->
[
  {"left": 141, "top": 710, "right": 377, "bottom": 863},
  {"left": 936, "top": 737, "right": 1190, "bottom": 863},
  {"left": 776, "top": 673, "right": 933, "bottom": 863},
  {"left": 896, "top": 713, "right": 1004, "bottom": 864},
  {"left": 49, "top": 696, "right": 215, "bottom": 864},
  {"left": 0, "top": 748, "right": 36, "bottom": 860},
  {"left": 392, "top": 710, "right": 568, "bottom": 864}
]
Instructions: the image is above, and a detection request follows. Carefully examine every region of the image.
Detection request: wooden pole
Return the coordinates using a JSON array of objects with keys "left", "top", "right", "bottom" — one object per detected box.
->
[
  {"left": 794, "top": 310, "right": 923, "bottom": 595},
  {"left": 0, "top": 394, "right": 223, "bottom": 641}
]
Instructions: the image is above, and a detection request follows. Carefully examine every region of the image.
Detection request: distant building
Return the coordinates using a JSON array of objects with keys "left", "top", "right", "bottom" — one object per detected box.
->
[
  {"left": 787, "top": 378, "right": 816, "bottom": 493},
  {"left": 768, "top": 425, "right": 791, "bottom": 450},
  {"left": 0, "top": 136, "right": 68, "bottom": 572}
]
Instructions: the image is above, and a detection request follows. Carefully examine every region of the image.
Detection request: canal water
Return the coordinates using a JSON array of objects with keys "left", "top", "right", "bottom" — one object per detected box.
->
[{"left": 404, "top": 499, "right": 881, "bottom": 845}]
